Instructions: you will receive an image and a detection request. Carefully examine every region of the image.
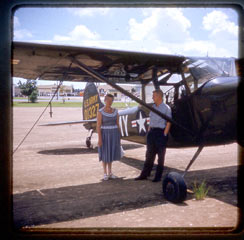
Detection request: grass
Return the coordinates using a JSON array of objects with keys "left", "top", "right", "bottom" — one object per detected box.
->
[
  {"left": 192, "top": 180, "right": 210, "bottom": 200},
  {"left": 13, "top": 101, "right": 138, "bottom": 108},
  {"left": 13, "top": 102, "right": 82, "bottom": 107},
  {"left": 14, "top": 97, "right": 28, "bottom": 100}
]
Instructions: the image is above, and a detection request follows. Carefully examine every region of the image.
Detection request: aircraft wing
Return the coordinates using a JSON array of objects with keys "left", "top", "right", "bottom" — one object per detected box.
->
[
  {"left": 40, "top": 119, "right": 96, "bottom": 126},
  {"left": 12, "top": 41, "right": 185, "bottom": 84}
]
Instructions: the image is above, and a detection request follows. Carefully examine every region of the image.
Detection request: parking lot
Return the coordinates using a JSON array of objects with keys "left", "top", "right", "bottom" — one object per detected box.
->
[{"left": 13, "top": 107, "right": 239, "bottom": 229}]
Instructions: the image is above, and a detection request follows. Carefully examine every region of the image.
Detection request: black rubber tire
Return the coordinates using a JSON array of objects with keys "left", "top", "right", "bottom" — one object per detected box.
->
[
  {"left": 162, "top": 172, "right": 187, "bottom": 203},
  {"left": 86, "top": 137, "right": 91, "bottom": 148}
]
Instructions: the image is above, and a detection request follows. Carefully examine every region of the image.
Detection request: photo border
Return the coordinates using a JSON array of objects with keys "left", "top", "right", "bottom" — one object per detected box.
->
[{"left": 1, "top": 0, "right": 243, "bottom": 239}]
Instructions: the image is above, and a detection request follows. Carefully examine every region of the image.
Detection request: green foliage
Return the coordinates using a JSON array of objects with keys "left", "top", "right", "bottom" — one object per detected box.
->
[
  {"left": 13, "top": 100, "right": 138, "bottom": 108},
  {"left": 18, "top": 80, "right": 38, "bottom": 102},
  {"left": 29, "top": 90, "right": 38, "bottom": 103},
  {"left": 13, "top": 101, "right": 82, "bottom": 107},
  {"left": 193, "top": 180, "right": 210, "bottom": 200}
]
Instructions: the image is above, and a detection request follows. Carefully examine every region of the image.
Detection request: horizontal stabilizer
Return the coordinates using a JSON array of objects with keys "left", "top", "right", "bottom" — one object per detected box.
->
[{"left": 39, "top": 119, "right": 96, "bottom": 126}]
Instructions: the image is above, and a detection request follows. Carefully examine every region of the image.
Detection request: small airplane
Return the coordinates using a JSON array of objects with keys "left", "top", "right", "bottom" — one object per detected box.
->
[{"left": 12, "top": 41, "right": 241, "bottom": 203}]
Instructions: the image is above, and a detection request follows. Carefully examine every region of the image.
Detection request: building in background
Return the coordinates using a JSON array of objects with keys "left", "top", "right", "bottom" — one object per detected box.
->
[
  {"left": 37, "top": 84, "right": 74, "bottom": 96},
  {"left": 13, "top": 84, "right": 22, "bottom": 97},
  {"left": 97, "top": 84, "right": 140, "bottom": 101}
]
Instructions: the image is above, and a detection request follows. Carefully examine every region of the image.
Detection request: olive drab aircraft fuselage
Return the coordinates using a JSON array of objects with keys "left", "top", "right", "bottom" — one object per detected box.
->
[
  {"left": 82, "top": 75, "right": 237, "bottom": 149},
  {"left": 12, "top": 41, "right": 241, "bottom": 203}
]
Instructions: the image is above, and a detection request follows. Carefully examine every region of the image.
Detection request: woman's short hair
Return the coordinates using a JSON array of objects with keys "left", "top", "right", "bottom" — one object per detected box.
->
[
  {"left": 153, "top": 89, "right": 164, "bottom": 98},
  {"left": 105, "top": 94, "right": 114, "bottom": 100}
]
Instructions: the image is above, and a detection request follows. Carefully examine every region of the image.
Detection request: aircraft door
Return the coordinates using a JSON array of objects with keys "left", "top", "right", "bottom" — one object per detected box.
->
[
  {"left": 169, "top": 95, "right": 197, "bottom": 147},
  {"left": 190, "top": 95, "right": 212, "bottom": 140}
]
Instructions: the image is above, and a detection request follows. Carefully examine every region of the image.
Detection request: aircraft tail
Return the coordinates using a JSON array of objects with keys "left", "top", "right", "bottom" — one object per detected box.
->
[{"left": 83, "top": 82, "right": 104, "bottom": 120}]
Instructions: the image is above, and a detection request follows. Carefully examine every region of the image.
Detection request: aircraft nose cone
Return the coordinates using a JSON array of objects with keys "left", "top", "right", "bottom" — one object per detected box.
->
[
  {"left": 201, "top": 76, "right": 238, "bottom": 95},
  {"left": 199, "top": 76, "right": 238, "bottom": 145}
]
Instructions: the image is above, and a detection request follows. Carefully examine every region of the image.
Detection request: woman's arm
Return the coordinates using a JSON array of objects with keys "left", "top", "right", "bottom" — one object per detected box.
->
[
  {"left": 97, "top": 111, "right": 102, "bottom": 147},
  {"left": 116, "top": 111, "right": 120, "bottom": 129}
]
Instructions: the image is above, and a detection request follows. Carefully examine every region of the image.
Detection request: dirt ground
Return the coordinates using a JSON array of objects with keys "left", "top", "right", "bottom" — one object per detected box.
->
[{"left": 12, "top": 107, "right": 240, "bottom": 230}]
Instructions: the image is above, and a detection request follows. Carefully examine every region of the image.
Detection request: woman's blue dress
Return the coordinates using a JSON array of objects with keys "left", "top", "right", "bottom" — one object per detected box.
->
[{"left": 98, "top": 107, "right": 121, "bottom": 162}]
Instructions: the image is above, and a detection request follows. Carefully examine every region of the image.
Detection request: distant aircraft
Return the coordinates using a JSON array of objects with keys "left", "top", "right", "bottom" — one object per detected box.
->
[{"left": 13, "top": 41, "right": 240, "bottom": 203}]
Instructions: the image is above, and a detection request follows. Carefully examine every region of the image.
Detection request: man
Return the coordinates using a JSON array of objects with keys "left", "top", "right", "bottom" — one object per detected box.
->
[{"left": 135, "top": 89, "right": 172, "bottom": 182}]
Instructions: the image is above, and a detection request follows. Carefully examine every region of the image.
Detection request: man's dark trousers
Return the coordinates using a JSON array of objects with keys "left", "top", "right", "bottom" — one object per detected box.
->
[{"left": 140, "top": 128, "right": 168, "bottom": 180}]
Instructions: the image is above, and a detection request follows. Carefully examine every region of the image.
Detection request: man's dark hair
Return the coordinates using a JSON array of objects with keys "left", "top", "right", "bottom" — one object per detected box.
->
[{"left": 105, "top": 93, "right": 114, "bottom": 99}]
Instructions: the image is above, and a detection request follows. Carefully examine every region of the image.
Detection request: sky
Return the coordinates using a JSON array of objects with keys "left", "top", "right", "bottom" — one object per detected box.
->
[{"left": 13, "top": 7, "right": 239, "bottom": 89}]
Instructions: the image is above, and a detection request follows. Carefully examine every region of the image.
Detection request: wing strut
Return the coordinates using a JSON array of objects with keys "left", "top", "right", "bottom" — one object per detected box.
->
[
  {"left": 71, "top": 57, "right": 195, "bottom": 136},
  {"left": 152, "top": 67, "right": 160, "bottom": 89},
  {"left": 182, "top": 145, "right": 204, "bottom": 178},
  {"left": 13, "top": 80, "right": 64, "bottom": 154},
  {"left": 13, "top": 62, "right": 73, "bottom": 154}
]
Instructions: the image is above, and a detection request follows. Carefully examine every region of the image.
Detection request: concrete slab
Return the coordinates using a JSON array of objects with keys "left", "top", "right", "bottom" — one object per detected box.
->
[{"left": 13, "top": 107, "right": 239, "bottom": 229}]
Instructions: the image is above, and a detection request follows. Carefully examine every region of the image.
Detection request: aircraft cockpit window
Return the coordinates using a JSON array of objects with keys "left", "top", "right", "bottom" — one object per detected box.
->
[
  {"left": 183, "top": 58, "right": 236, "bottom": 93},
  {"left": 182, "top": 66, "right": 197, "bottom": 93},
  {"left": 162, "top": 73, "right": 182, "bottom": 105}
]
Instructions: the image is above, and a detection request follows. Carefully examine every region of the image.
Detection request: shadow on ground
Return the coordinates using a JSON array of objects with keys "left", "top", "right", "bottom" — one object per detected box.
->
[
  {"left": 38, "top": 143, "right": 143, "bottom": 155},
  {"left": 13, "top": 155, "right": 238, "bottom": 228}
]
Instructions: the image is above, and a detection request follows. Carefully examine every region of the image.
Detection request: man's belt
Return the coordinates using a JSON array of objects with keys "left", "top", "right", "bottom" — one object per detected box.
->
[{"left": 150, "top": 127, "right": 165, "bottom": 131}]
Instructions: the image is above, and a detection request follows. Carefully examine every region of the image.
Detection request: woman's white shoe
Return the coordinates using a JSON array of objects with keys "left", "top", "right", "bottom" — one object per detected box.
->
[
  {"left": 103, "top": 174, "right": 109, "bottom": 180},
  {"left": 109, "top": 173, "right": 118, "bottom": 179}
]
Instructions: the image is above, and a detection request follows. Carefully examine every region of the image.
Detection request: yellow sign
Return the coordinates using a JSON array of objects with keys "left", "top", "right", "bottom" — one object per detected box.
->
[
  {"left": 84, "top": 94, "right": 100, "bottom": 120},
  {"left": 84, "top": 103, "right": 99, "bottom": 120},
  {"left": 84, "top": 95, "right": 98, "bottom": 108}
]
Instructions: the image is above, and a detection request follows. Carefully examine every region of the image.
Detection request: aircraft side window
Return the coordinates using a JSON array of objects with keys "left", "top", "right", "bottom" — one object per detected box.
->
[
  {"left": 179, "top": 85, "right": 187, "bottom": 99},
  {"left": 144, "top": 83, "right": 155, "bottom": 104},
  {"left": 182, "top": 73, "right": 193, "bottom": 93},
  {"left": 182, "top": 67, "right": 201, "bottom": 93},
  {"left": 164, "top": 86, "right": 175, "bottom": 106}
]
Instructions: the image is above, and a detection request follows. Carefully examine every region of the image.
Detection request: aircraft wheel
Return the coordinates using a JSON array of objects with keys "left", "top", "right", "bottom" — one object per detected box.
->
[
  {"left": 162, "top": 172, "right": 187, "bottom": 203},
  {"left": 86, "top": 137, "right": 91, "bottom": 148}
]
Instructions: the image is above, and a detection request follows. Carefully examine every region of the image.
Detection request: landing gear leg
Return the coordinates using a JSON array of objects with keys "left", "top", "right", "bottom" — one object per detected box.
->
[
  {"left": 163, "top": 145, "right": 204, "bottom": 203},
  {"left": 86, "top": 129, "right": 94, "bottom": 148}
]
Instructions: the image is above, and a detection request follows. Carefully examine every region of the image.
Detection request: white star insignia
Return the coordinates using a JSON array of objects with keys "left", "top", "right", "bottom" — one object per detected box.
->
[{"left": 136, "top": 112, "right": 146, "bottom": 133}]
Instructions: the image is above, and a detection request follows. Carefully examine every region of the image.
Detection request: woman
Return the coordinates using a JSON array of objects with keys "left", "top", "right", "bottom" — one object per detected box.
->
[{"left": 97, "top": 94, "right": 121, "bottom": 180}]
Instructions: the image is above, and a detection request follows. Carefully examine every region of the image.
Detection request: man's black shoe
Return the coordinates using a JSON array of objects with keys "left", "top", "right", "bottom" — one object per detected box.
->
[
  {"left": 134, "top": 176, "right": 147, "bottom": 180},
  {"left": 152, "top": 178, "right": 161, "bottom": 182}
]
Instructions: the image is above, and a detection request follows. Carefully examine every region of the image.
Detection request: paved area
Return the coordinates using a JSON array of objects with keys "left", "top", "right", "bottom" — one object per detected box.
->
[{"left": 13, "top": 107, "right": 239, "bottom": 229}]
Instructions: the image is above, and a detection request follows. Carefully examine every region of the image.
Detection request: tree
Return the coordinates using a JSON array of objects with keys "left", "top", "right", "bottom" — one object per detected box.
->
[
  {"left": 29, "top": 90, "right": 38, "bottom": 103},
  {"left": 18, "top": 80, "right": 38, "bottom": 103}
]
